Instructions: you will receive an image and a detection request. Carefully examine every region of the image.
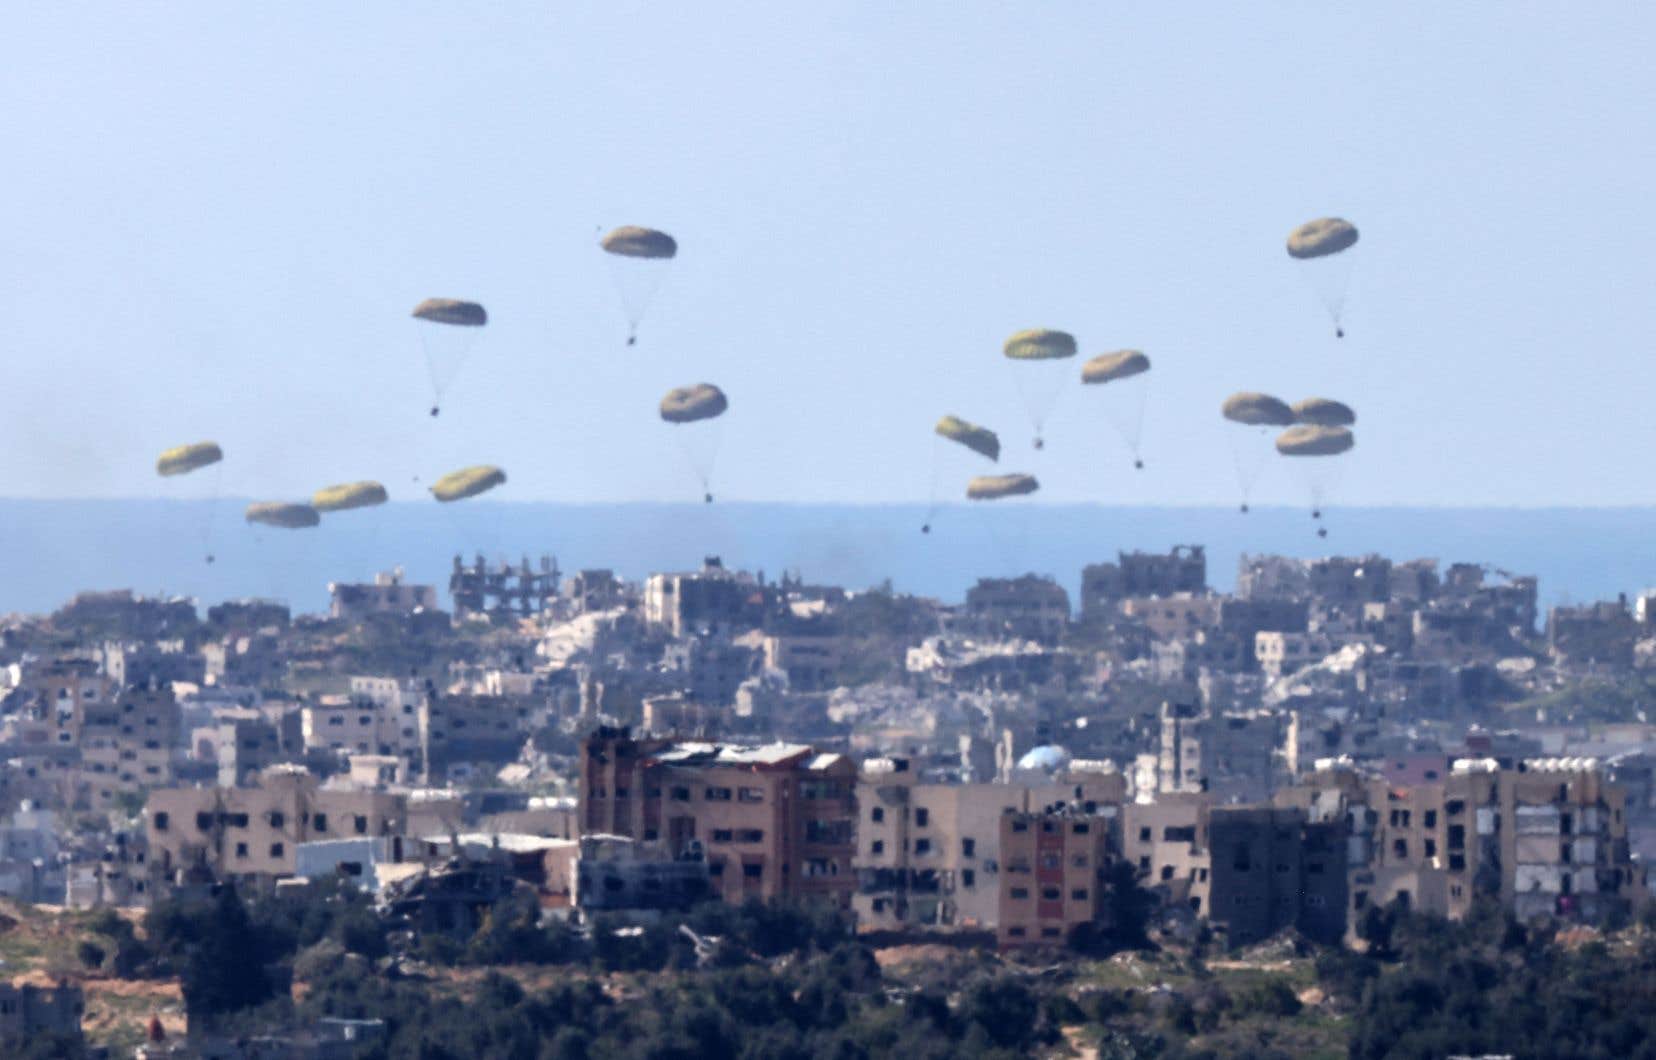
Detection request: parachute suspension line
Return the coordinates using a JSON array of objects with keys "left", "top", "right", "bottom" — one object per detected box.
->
[{"left": 200, "top": 462, "right": 225, "bottom": 565}]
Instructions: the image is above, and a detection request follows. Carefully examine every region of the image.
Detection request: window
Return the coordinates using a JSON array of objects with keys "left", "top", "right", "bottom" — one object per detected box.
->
[
  {"left": 708, "top": 860, "right": 725, "bottom": 877},
  {"left": 235, "top": 842, "right": 249, "bottom": 858},
  {"left": 914, "top": 808, "right": 929, "bottom": 827},
  {"left": 1448, "top": 824, "right": 1466, "bottom": 849},
  {"left": 1040, "top": 886, "right": 1060, "bottom": 900},
  {"left": 1008, "top": 927, "right": 1026, "bottom": 938},
  {"left": 228, "top": 813, "right": 249, "bottom": 828},
  {"left": 1039, "top": 853, "right": 1061, "bottom": 870},
  {"left": 313, "top": 814, "right": 328, "bottom": 833},
  {"left": 270, "top": 843, "right": 284, "bottom": 858},
  {"left": 1011, "top": 820, "right": 1028, "bottom": 833},
  {"left": 739, "top": 787, "right": 764, "bottom": 803},
  {"left": 1138, "top": 826, "right": 1152, "bottom": 842},
  {"left": 1446, "top": 799, "right": 1465, "bottom": 816},
  {"left": 1449, "top": 853, "right": 1467, "bottom": 872},
  {"left": 1232, "top": 844, "right": 1252, "bottom": 872},
  {"left": 1160, "top": 865, "right": 1174, "bottom": 881},
  {"left": 742, "top": 863, "right": 763, "bottom": 879},
  {"left": 1424, "top": 839, "right": 1437, "bottom": 859},
  {"left": 1072, "top": 822, "right": 1089, "bottom": 835},
  {"left": 1423, "top": 810, "right": 1438, "bottom": 829},
  {"left": 354, "top": 815, "right": 368, "bottom": 835},
  {"left": 1071, "top": 854, "right": 1088, "bottom": 868},
  {"left": 871, "top": 806, "right": 885, "bottom": 823},
  {"left": 1041, "top": 927, "right": 1061, "bottom": 939},
  {"left": 961, "top": 869, "right": 976, "bottom": 888},
  {"left": 153, "top": 812, "right": 169, "bottom": 832},
  {"left": 737, "top": 829, "right": 764, "bottom": 843},
  {"left": 705, "top": 787, "right": 732, "bottom": 801},
  {"left": 269, "top": 811, "right": 285, "bottom": 828},
  {"left": 962, "top": 837, "right": 976, "bottom": 858},
  {"left": 1010, "top": 887, "right": 1030, "bottom": 900},
  {"left": 914, "top": 839, "right": 931, "bottom": 855},
  {"left": 614, "top": 787, "right": 630, "bottom": 799},
  {"left": 1072, "top": 888, "right": 1088, "bottom": 901},
  {"left": 671, "top": 786, "right": 691, "bottom": 802},
  {"left": 871, "top": 840, "right": 884, "bottom": 855},
  {"left": 1393, "top": 839, "right": 1408, "bottom": 859}
]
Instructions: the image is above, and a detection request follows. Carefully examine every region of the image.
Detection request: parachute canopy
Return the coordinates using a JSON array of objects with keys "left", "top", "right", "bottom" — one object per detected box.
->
[
  {"left": 1003, "top": 328, "right": 1077, "bottom": 361},
  {"left": 431, "top": 465, "right": 506, "bottom": 503},
  {"left": 1277, "top": 424, "right": 1355, "bottom": 457},
  {"left": 660, "top": 384, "right": 728, "bottom": 424},
  {"left": 935, "top": 415, "right": 1000, "bottom": 462},
  {"left": 411, "top": 298, "right": 487, "bottom": 327},
  {"left": 1292, "top": 398, "right": 1356, "bottom": 427},
  {"left": 601, "top": 226, "right": 678, "bottom": 260},
  {"left": 967, "top": 473, "right": 1039, "bottom": 500},
  {"left": 245, "top": 502, "right": 319, "bottom": 529},
  {"left": 156, "top": 442, "right": 223, "bottom": 478},
  {"left": 1286, "top": 218, "right": 1359, "bottom": 260},
  {"left": 1081, "top": 349, "right": 1150, "bottom": 385},
  {"left": 312, "top": 481, "right": 388, "bottom": 513},
  {"left": 1222, "top": 392, "right": 1296, "bottom": 427}
]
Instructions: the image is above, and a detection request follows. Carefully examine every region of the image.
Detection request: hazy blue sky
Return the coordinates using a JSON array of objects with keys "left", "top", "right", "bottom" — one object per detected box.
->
[{"left": 4, "top": 4, "right": 1653, "bottom": 507}]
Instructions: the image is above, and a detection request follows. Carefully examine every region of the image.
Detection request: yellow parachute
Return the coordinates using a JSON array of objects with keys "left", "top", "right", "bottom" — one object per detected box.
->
[
  {"left": 967, "top": 473, "right": 1039, "bottom": 500},
  {"left": 1081, "top": 350, "right": 1150, "bottom": 385},
  {"left": 245, "top": 502, "right": 320, "bottom": 529},
  {"left": 1286, "top": 218, "right": 1359, "bottom": 259},
  {"left": 312, "top": 481, "right": 389, "bottom": 513},
  {"left": 1276, "top": 425, "right": 1354, "bottom": 457},
  {"left": 1292, "top": 398, "right": 1356, "bottom": 427},
  {"left": 431, "top": 465, "right": 506, "bottom": 503},
  {"left": 600, "top": 226, "right": 678, "bottom": 260},
  {"left": 660, "top": 384, "right": 728, "bottom": 424},
  {"left": 1222, "top": 392, "right": 1296, "bottom": 427},
  {"left": 156, "top": 442, "right": 223, "bottom": 477},
  {"left": 935, "top": 416, "right": 1000, "bottom": 462},
  {"left": 1003, "top": 328, "right": 1077, "bottom": 361}
]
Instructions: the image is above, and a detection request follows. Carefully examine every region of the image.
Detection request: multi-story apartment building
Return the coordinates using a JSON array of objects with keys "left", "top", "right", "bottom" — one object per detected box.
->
[
  {"left": 1278, "top": 757, "right": 1647, "bottom": 927},
  {"left": 1157, "top": 701, "right": 1286, "bottom": 804},
  {"left": 74, "top": 684, "right": 179, "bottom": 808},
  {"left": 1080, "top": 546, "right": 1207, "bottom": 621},
  {"left": 1204, "top": 805, "right": 1348, "bottom": 945},
  {"left": 854, "top": 758, "right": 1127, "bottom": 932},
  {"left": 997, "top": 806, "right": 1116, "bottom": 949},
  {"left": 328, "top": 569, "right": 439, "bottom": 621},
  {"left": 643, "top": 558, "right": 762, "bottom": 637},
  {"left": 961, "top": 576, "right": 1071, "bottom": 645},
  {"left": 579, "top": 729, "right": 856, "bottom": 907},
  {"left": 146, "top": 765, "right": 406, "bottom": 888}
]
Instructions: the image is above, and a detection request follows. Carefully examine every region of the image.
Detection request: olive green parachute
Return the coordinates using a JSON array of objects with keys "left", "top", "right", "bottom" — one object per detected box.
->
[
  {"left": 1003, "top": 328, "right": 1077, "bottom": 361},
  {"left": 660, "top": 384, "right": 728, "bottom": 424},
  {"left": 312, "top": 481, "right": 389, "bottom": 513},
  {"left": 1222, "top": 392, "right": 1296, "bottom": 427},
  {"left": 411, "top": 298, "right": 487, "bottom": 327},
  {"left": 430, "top": 465, "right": 506, "bottom": 503},
  {"left": 935, "top": 415, "right": 1000, "bottom": 462},
  {"left": 1276, "top": 425, "right": 1354, "bottom": 457},
  {"left": 967, "top": 473, "right": 1039, "bottom": 500},
  {"left": 156, "top": 442, "right": 223, "bottom": 477},
  {"left": 1286, "top": 218, "right": 1359, "bottom": 260},
  {"left": 601, "top": 226, "right": 678, "bottom": 260},
  {"left": 1081, "top": 349, "right": 1150, "bottom": 385},
  {"left": 244, "top": 502, "right": 319, "bottom": 529},
  {"left": 1292, "top": 398, "right": 1356, "bottom": 427}
]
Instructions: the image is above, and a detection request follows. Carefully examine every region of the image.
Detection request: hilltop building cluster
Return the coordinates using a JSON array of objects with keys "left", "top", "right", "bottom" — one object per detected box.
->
[{"left": 3, "top": 544, "right": 1656, "bottom": 1049}]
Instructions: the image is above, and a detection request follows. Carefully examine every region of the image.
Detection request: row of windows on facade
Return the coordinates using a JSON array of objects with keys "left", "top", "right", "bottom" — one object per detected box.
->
[
  {"left": 593, "top": 785, "right": 768, "bottom": 803},
  {"left": 153, "top": 811, "right": 377, "bottom": 835},
  {"left": 1008, "top": 885, "right": 1092, "bottom": 902}
]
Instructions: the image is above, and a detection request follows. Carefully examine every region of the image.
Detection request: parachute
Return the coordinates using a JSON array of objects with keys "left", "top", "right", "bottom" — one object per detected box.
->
[
  {"left": 1222, "top": 392, "right": 1295, "bottom": 512},
  {"left": 967, "top": 473, "right": 1039, "bottom": 500},
  {"left": 661, "top": 384, "right": 728, "bottom": 502},
  {"left": 935, "top": 415, "right": 1000, "bottom": 462},
  {"left": 245, "top": 502, "right": 320, "bottom": 529},
  {"left": 1081, "top": 350, "right": 1152, "bottom": 469},
  {"left": 1222, "top": 392, "right": 1295, "bottom": 427},
  {"left": 1002, "top": 328, "right": 1077, "bottom": 449},
  {"left": 1286, "top": 217, "right": 1359, "bottom": 337},
  {"left": 1276, "top": 424, "right": 1354, "bottom": 457},
  {"left": 312, "top": 481, "right": 389, "bottom": 513},
  {"left": 430, "top": 465, "right": 506, "bottom": 503},
  {"left": 411, "top": 298, "right": 487, "bottom": 416},
  {"left": 1277, "top": 425, "right": 1354, "bottom": 533},
  {"left": 601, "top": 225, "right": 678, "bottom": 345},
  {"left": 1291, "top": 398, "right": 1356, "bottom": 428},
  {"left": 156, "top": 442, "right": 222, "bottom": 477}
]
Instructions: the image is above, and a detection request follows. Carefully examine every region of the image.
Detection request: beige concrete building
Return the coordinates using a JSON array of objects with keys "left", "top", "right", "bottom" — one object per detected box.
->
[
  {"left": 146, "top": 765, "right": 406, "bottom": 888},
  {"left": 997, "top": 807, "right": 1115, "bottom": 949},
  {"left": 74, "top": 684, "right": 179, "bottom": 808},
  {"left": 855, "top": 759, "right": 1127, "bottom": 932},
  {"left": 580, "top": 729, "right": 856, "bottom": 907}
]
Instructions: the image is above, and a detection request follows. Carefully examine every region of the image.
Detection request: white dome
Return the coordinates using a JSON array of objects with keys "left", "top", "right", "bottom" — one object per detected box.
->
[{"left": 1016, "top": 744, "right": 1071, "bottom": 773}]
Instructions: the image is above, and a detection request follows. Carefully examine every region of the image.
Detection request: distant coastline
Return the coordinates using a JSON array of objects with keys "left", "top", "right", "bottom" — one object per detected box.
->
[{"left": 1, "top": 499, "right": 1652, "bottom": 616}]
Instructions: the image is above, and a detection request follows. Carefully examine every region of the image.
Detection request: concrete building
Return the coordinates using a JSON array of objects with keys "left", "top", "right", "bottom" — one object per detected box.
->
[
  {"left": 449, "top": 554, "right": 560, "bottom": 619},
  {"left": 1157, "top": 702, "right": 1286, "bottom": 804},
  {"left": 643, "top": 558, "right": 762, "bottom": 637},
  {"left": 74, "top": 683, "right": 180, "bottom": 808},
  {"left": 0, "top": 980, "right": 83, "bottom": 1048},
  {"left": 854, "top": 758, "right": 1127, "bottom": 932},
  {"left": 962, "top": 575, "right": 1071, "bottom": 645},
  {"left": 328, "top": 569, "right": 439, "bottom": 621},
  {"left": 1205, "top": 805, "right": 1347, "bottom": 946},
  {"left": 1080, "top": 546, "right": 1207, "bottom": 620},
  {"left": 146, "top": 765, "right": 406, "bottom": 888},
  {"left": 574, "top": 834, "right": 712, "bottom": 912},
  {"left": 996, "top": 806, "right": 1117, "bottom": 949},
  {"left": 579, "top": 729, "right": 856, "bottom": 907}
]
